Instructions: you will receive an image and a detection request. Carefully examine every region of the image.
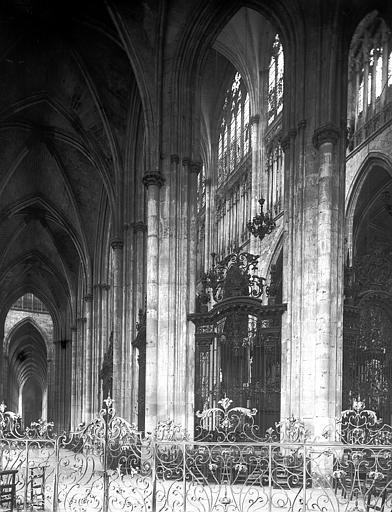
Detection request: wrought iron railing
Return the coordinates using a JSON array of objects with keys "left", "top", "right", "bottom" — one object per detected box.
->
[{"left": 1, "top": 397, "right": 392, "bottom": 511}]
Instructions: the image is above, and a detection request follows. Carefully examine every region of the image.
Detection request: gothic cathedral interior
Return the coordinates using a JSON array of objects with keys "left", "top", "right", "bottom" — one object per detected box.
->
[{"left": 0, "top": 0, "right": 390, "bottom": 440}]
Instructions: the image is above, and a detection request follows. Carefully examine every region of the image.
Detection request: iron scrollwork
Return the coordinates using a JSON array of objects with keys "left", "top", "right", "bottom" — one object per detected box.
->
[
  {"left": 324, "top": 397, "right": 392, "bottom": 444},
  {"left": 195, "top": 396, "right": 308, "bottom": 443},
  {"left": 199, "top": 250, "right": 265, "bottom": 306}
]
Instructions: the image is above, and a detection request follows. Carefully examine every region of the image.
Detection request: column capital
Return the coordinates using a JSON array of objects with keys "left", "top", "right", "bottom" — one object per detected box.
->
[
  {"left": 84, "top": 293, "right": 93, "bottom": 302},
  {"left": 280, "top": 128, "right": 297, "bottom": 151},
  {"left": 312, "top": 123, "right": 341, "bottom": 149},
  {"left": 70, "top": 325, "right": 77, "bottom": 332},
  {"left": 250, "top": 114, "right": 260, "bottom": 125},
  {"left": 133, "top": 221, "right": 147, "bottom": 233},
  {"left": 170, "top": 154, "right": 179, "bottom": 164},
  {"left": 110, "top": 238, "right": 124, "bottom": 250},
  {"left": 189, "top": 161, "right": 203, "bottom": 174},
  {"left": 182, "top": 157, "right": 191, "bottom": 167},
  {"left": 142, "top": 171, "right": 165, "bottom": 188},
  {"left": 77, "top": 316, "right": 87, "bottom": 323},
  {"left": 55, "top": 339, "right": 71, "bottom": 349}
]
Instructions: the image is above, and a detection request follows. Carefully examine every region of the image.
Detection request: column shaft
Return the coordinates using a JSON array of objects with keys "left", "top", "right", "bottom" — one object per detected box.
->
[
  {"left": 83, "top": 295, "right": 93, "bottom": 421},
  {"left": 111, "top": 241, "right": 124, "bottom": 414},
  {"left": 143, "top": 172, "right": 163, "bottom": 432}
]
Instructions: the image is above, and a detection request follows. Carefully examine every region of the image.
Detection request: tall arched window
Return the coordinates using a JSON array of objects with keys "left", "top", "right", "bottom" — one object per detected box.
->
[
  {"left": 348, "top": 14, "right": 392, "bottom": 148},
  {"left": 215, "top": 72, "right": 251, "bottom": 259},
  {"left": 217, "top": 72, "right": 250, "bottom": 186},
  {"left": 197, "top": 164, "right": 206, "bottom": 214},
  {"left": 268, "top": 34, "right": 284, "bottom": 124},
  {"left": 266, "top": 140, "right": 284, "bottom": 216}
]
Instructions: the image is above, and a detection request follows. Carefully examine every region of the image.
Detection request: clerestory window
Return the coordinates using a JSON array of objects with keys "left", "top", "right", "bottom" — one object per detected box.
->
[
  {"left": 217, "top": 72, "right": 250, "bottom": 187},
  {"left": 215, "top": 72, "right": 251, "bottom": 259},
  {"left": 348, "top": 14, "right": 392, "bottom": 149},
  {"left": 268, "top": 34, "right": 284, "bottom": 124}
]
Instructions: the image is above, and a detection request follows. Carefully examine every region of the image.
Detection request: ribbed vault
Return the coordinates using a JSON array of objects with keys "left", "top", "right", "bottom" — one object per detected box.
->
[
  {"left": 7, "top": 317, "right": 48, "bottom": 420},
  {"left": 0, "top": 1, "right": 141, "bottom": 331}
]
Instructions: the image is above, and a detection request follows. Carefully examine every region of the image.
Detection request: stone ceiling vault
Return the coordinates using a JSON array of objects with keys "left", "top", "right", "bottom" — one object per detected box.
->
[{"left": 0, "top": 1, "right": 140, "bottom": 323}]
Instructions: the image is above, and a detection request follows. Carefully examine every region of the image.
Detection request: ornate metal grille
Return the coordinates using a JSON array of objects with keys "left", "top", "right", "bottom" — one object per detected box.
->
[
  {"left": 191, "top": 251, "right": 285, "bottom": 435},
  {"left": 2, "top": 398, "right": 392, "bottom": 512},
  {"left": 344, "top": 249, "right": 392, "bottom": 424}
]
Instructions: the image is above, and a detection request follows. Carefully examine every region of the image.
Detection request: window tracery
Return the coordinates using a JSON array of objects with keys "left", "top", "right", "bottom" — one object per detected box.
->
[
  {"left": 197, "top": 165, "right": 206, "bottom": 214},
  {"left": 349, "top": 15, "right": 392, "bottom": 148},
  {"left": 215, "top": 72, "right": 252, "bottom": 260},
  {"left": 217, "top": 72, "right": 250, "bottom": 187},
  {"left": 268, "top": 34, "right": 284, "bottom": 124},
  {"left": 265, "top": 140, "right": 284, "bottom": 217}
]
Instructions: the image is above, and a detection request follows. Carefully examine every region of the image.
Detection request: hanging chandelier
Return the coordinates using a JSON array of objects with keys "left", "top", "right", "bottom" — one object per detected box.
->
[{"left": 246, "top": 198, "right": 276, "bottom": 241}]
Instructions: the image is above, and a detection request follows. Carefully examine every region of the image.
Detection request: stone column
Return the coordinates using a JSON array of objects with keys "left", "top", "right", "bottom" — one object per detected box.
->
[
  {"left": 142, "top": 171, "right": 164, "bottom": 433},
  {"left": 95, "top": 283, "right": 110, "bottom": 409},
  {"left": 0, "top": 327, "right": 5, "bottom": 399},
  {"left": 111, "top": 239, "right": 124, "bottom": 415},
  {"left": 61, "top": 338, "right": 72, "bottom": 430},
  {"left": 46, "top": 339, "right": 55, "bottom": 423},
  {"left": 312, "top": 124, "right": 342, "bottom": 435},
  {"left": 133, "top": 221, "right": 147, "bottom": 424},
  {"left": 249, "top": 114, "right": 261, "bottom": 256},
  {"left": 279, "top": 128, "right": 297, "bottom": 422},
  {"left": 183, "top": 160, "right": 201, "bottom": 433},
  {"left": 83, "top": 293, "right": 93, "bottom": 421},
  {"left": 70, "top": 325, "right": 78, "bottom": 429},
  {"left": 54, "top": 337, "right": 70, "bottom": 430},
  {"left": 76, "top": 316, "right": 86, "bottom": 420}
]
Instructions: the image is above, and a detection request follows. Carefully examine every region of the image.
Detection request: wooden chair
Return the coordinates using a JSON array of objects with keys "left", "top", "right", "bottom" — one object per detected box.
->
[
  {"left": 365, "top": 470, "right": 391, "bottom": 512},
  {"left": 0, "top": 469, "right": 18, "bottom": 512},
  {"left": 29, "top": 466, "right": 46, "bottom": 510}
]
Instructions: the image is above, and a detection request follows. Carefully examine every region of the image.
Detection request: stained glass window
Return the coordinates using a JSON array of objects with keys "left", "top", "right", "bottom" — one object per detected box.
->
[
  {"left": 268, "top": 34, "right": 284, "bottom": 124},
  {"left": 197, "top": 165, "right": 206, "bottom": 213},
  {"left": 266, "top": 142, "right": 284, "bottom": 217},
  {"left": 217, "top": 72, "right": 251, "bottom": 187},
  {"left": 348, "top": 15, "right": 392, "bottom": 149},
  {"left": 358, "top": 73, "right": 364, "bottom": 114},
  {"left": 375, "top": 51, "right": 383, "bottom": 98},
  {"left": 388, "top": 51, "right": 392, "bottom": 87},
  {"left": 368, "top": 67, "right": 372, "bottom": 105}
]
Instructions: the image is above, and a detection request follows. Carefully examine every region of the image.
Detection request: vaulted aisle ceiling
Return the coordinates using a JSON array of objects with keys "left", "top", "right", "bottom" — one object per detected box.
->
[{"left": 0, "top": 1, "right": 137, "bottom": 317}]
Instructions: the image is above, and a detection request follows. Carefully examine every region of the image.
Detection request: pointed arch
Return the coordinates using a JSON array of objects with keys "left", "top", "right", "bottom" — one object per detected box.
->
[
  {"left": 347, "top": 11, "right": 392, "bottom": 150},
  {"left": 345, "top": 152, "right": 392, "bottom": 262},
  {"left": 4, "top": 315, "right": 52, "bottom": 356}
]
